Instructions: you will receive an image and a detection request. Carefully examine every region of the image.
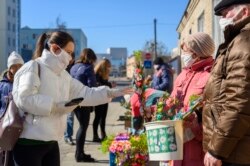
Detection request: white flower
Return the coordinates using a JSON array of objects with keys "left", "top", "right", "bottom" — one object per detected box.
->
[
  {"left": 167, "top": 127, "right": 174, "bottom": 135},
  {"left": 161, "top": 145, "right": 166, "bottom": 151},
  {"left": 153, "top": 130, "right": 158, "bottom": 136},
  {"left": 168, "top": 136, "right": 174, "bottom": 142},
  {"left": 154, "top": 138, "right": 157, "bottom": 144},
  {"left": 160, "top": 129, "right": 166, "bottom": 135},
  {"left": 155, "top": 146, "right": 160, "bottom": 152},
  {"left": 160, "top": 136, "right": 166, "bottom": 143},
  {"left": 169, "top": 143, "right": 177, "bottom": 151},
  {"left": 149, "top": 138, "right": 154, "bottom": 145}
]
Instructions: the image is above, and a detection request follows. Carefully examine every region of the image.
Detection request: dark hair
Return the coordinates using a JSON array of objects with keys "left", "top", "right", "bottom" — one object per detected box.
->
[
  {"left": 76, "top": 48, "right": 97, "bottom": 64},
  {"left": 33, "top": 31, "right": 74, "bottom": 59},
  {"left": 153, "top": 57, "right": 164, "bottom": 65}
]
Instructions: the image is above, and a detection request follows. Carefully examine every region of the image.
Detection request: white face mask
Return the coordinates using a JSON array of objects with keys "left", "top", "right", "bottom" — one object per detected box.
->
[
  {"left": 219, "top": 18, "right": 234, "bottom": 31},
  {"left": 153, "top": 65, "right": 160, "bottom": 71},
  {"left": 181, "top": 54, "right": 196, "bottom": 68},
  {"left": 51, "top": 46, "right": 72, "bottom": 69},
  {"left": 219, "top": 7, "right": 243, "bottom": 31}
]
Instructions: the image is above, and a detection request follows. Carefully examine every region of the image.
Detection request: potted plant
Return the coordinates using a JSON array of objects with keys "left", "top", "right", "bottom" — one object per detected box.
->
[{"left": 124, "top": 110, "right": 132, "bottom": 129}]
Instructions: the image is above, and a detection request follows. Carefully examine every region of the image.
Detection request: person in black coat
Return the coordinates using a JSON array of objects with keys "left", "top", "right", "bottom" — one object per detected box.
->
[
  {"left": 70, "top": 48, "right": 97, "bottom": 162},
  {"left": 92, "top": 59, "right": 115, "bottom": 142}
]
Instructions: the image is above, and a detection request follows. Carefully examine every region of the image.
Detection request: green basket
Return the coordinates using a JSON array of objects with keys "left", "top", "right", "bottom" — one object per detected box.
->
[{"left": 145, "top": 120, "right": 183, "bottom": 161}]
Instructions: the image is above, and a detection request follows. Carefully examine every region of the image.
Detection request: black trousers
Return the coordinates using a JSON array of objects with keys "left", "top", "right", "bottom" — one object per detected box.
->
[
  {"left": 12, "top": 142, "right": 59, "bottom": 166},
  {"left": 93, "top": 103, "right": 108, "bottom": 138},
  {"left": 222, "top": 162, "right": 250, "bottom": 166},
  {"left": 74, "top": 106, "right": 91, "bottom": 154}
]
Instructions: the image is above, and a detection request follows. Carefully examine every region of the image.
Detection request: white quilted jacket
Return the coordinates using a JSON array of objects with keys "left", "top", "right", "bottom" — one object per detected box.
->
[{"left": 12, "top": 49, "right": 111, "bottom": 141}]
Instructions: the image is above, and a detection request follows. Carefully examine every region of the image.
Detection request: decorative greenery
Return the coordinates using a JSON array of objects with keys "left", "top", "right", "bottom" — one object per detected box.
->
[
  {"left": 124, "top": 110, "right": 132, "bottom": 120},
  {"left": 149, "top": 94, "right": 203, "bottom": 121},
  {"left": 100, "top": 133, "right": 149, "bottom": 166},
  {"left": 133, "top": 50, "right": 142, "bottom": 63},
  {"left": 100, "top": 135, "right": 115, "bottom": 154},
  {"left": 120, "top": 99, "right": 131, "bottom": 110}
]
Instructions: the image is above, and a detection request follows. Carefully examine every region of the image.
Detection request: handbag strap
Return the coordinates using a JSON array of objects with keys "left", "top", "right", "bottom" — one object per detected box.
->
[{"left": 1, "top": 61, "right": 41, "bottom": 119}]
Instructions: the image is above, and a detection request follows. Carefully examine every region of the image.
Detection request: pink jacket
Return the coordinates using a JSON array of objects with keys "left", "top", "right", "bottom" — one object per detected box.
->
[{"left": 171, "top": 56, "right": 214, "bottom": 166}]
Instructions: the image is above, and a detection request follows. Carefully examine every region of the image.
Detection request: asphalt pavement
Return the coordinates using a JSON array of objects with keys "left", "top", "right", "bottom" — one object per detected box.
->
[{"left": 59, "top": 78, "right": 130, "bottom": 166}]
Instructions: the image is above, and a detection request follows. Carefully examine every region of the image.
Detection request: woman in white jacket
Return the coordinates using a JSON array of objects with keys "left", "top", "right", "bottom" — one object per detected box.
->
[{"left": 11, "top": 31, "right": 129, "bottom": 166}]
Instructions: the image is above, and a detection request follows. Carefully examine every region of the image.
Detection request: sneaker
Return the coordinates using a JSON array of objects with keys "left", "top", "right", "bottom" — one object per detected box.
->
[
  {"left": 64, "top": 137, "right": 75, "bottom": 145},
  {"left": 75, "top": 153, "right": 95, "bottom": 162}
]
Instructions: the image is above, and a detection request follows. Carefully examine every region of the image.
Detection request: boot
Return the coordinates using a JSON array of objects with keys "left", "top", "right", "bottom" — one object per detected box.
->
[
  {"left": 101, "top": 132, "right": 107, "bottom": 141},
  {"left": 75, "top": 152, "right": 95, "bottom": 162},
  {"left": 92, "top": 135, "right": 101, "bottom": 142}
]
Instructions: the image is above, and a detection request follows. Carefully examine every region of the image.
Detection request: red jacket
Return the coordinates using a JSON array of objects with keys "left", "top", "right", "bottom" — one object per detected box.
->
[{"left": 170, "top": 56, "right": 214, "bottom": 166}]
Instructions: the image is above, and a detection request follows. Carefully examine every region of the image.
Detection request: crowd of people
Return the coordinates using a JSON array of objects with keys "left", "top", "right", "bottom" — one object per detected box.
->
[{"left": 1, "top": 0, "right": 250, "bottom": 165}]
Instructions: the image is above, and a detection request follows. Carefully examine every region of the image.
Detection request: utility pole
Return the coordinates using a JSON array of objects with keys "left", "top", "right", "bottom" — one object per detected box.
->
[{"left": 154, "top": 18, "right": 157, "bottom": 60}]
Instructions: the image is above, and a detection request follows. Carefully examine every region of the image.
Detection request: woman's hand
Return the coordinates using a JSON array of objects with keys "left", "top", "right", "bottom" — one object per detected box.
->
[
  {"left": 204, "top": 152, "right": 222, "bottom": 166},
  {"left": 111, "top": 81, "right": 117, "bottom": 88}
]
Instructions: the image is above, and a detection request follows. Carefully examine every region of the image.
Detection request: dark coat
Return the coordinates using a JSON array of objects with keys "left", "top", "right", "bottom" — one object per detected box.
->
[
  {"left": 96, "top": 74, "right": 112, "bottom": 88},
  {"left": 0, "top": 72, "right": 12, "bottom": 117},
  {"left": 70, "top": 63, "right": 96, "bottom": 87},
  {"left": 151, "top": 63, "right": 170, "bottom": 92}
]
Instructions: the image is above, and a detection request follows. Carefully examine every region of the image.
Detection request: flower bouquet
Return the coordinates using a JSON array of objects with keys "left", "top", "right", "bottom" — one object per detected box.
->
[
  {"left": 150, "top": 94, "right": 203, "bottom": 121},
  {"left": 101, "top": 133, "right": 149, "bottom": 166}
]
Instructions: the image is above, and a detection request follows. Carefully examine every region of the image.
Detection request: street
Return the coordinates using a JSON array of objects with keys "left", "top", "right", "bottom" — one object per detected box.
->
[{"left": 59, "top": 78, "right": 131, "bottom": 166}]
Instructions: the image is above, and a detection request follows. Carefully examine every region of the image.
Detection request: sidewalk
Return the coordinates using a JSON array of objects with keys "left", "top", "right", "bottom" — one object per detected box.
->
[{"left": 59, "top": 98, "right": 128, "bottom": 166}]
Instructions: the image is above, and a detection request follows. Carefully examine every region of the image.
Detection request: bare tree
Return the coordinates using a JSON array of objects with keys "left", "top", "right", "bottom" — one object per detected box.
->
[
  {"left": 143, "top": 40, "right": 170, "bottom": 56},
  {"left": 56, "top": 16, "right": 67, "bottom": 30}
]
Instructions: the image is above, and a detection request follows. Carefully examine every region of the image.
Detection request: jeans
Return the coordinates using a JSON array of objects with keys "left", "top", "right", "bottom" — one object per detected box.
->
[{"left": 64, "top": 111, "right": 74, "bottom": 139}]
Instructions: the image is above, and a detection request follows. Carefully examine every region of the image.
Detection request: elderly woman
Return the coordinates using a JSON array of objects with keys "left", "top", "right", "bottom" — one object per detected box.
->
[{"left": 170, "top": 32, "right": 215, "bottom": 166}]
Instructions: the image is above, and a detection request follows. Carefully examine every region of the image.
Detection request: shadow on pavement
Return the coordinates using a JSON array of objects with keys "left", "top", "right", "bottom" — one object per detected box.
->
[
  {"left": 111, "top": 96, "right": 124, "bottom": 103},
  {"left": 95, "top": 160, "right": 109, "bottom": 164}
]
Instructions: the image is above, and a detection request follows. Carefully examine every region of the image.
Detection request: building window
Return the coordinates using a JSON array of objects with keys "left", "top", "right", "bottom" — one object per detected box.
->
[
  {"left": 32, "top": 34, "right": 36, "bottom": 39},
  {"left": 12, "top": 9, "right": 16, "bottom": 18},
  {"left": 8, "top": 37, "right": 11, "bottom": 46},
  {"left": 23, "top": 44, "right": 27, "bottom": 49},
  {"left": 12, "top": 24, "right": 16, "bottom": 32},
  {"left": 198, "top": 12, "right": 204, "bottom": 32},
  {"left": 8, "top": 6, "right": 11, "bottom": 16},
  {"left": 189, "top": 29, "right": 192, "bottom": 34},
  {"left": 8, "top": 22, "right": 11, "bottom": 31},
  {"left": 13, "top": 0, "right": 15, "bottom": 3},
  {"left": 13, "top": 39, "right": 16, "bottom": 47}
]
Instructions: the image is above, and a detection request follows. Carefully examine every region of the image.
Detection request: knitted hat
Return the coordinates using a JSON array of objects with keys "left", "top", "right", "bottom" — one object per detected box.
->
[
  {"left": 214, "top": 0, "right": 250, "bottom": 16},
  {"left": 7, "top": 51, "right": 24, "bottom": 69},
  {"left": 153, "top": 57, "right": 164, "bottom": 65},
  {"left": 184, "top": 32, "right": 215, "bottom": 58}
]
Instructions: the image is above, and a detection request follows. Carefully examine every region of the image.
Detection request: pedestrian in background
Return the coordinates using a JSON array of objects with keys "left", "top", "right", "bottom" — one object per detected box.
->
[
  {"left": 64, "top": 52, "right": 76, "bottom": 145},
  {"left": 170, "top": 32, "right": 215, "bottom": 166},
  {"left": 93, "top": 58, "right": 115, "bottom": 142},
  {"left": 70, "top": 48, "right": 97, "bottom": 162},
  {"left": 150, "top": 57, "right": 172, "bottom": 93},
  {"left": 0, "top": 51, "right": 24, "bottom": 166},
  {"left": 203, "top": 1, "right": 250, "bottom": 166},
  {"left": 11, "top": 31, "right": 132, "bottom": 166}
]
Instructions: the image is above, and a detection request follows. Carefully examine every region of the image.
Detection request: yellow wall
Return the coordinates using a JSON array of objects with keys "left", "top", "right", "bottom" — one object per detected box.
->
[{"left": 177, "top": 0, "right": 213, "bottom": 54}]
